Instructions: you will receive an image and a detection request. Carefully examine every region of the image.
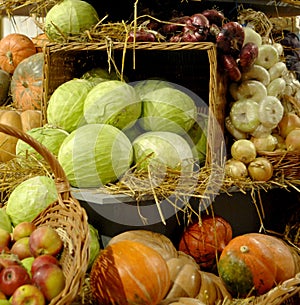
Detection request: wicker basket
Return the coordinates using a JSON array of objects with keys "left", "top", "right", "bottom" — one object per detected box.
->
[
  {"left": 42, "top": 41, "right": 227, "bottom": 166},
  {"left": 0, "top": 123, "right": 90, "bottom": 305}
]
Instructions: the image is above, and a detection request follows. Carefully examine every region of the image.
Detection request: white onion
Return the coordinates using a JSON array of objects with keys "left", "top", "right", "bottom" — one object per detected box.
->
[
  {"left": 225, "top": 159, "right": 248, "bottom": 179},
  {"left": 250, "top": 134, "right": 278, "bottom": 152},
  {"left": 231, "top": 139, "right": 257, "bottom": 164},
  {"left": 248, "top": 157, "right": 273, "bottom": 181}
]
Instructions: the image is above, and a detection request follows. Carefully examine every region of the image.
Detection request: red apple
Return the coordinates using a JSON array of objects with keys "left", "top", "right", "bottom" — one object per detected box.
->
[
  {"left": 0, "top": 253, "right": 21, "bottom": 271},
  {"left": 30, "top": 255, "right": 60, "bottom": 276},
  {"left": 0, "top": 229, "right": 11, "bottom": 249},
  {"left": 29, "top": 227, "right": 63, "bottom": 257},
  {"left": 0, "top": 265, "right": 31, "bottom": 296},
  {"left": 32, "top": 264, "right": 65, "bottom": 302},
  {"left": 13, "top": 223, "right": 37, "bottom": 242},
  {"left": 11, "top": 284, "right": 45, "bottom": 305},
  {"left": 11, "top": 237, "right": 33, "bottom": 260}
]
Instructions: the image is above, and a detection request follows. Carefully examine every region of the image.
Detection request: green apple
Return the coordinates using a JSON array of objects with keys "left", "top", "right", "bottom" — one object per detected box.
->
[{"left": 12, "top": 223, "right": 37, "bottom": 242}]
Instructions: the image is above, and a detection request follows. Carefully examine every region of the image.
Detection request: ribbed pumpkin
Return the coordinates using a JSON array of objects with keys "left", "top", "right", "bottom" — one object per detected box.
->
[
  {"left": 218, "top": 233, "right": 296, "bottom": 297},
  {"left": 0, "top": 109, "right": 42, "bottom": 162},
  {"left": 10, "top": 52, "right": 44, "bottom": 111},
  {"left": 0, "top": 33, "right": 36, "bottom": 74},
  {"left": 90, "top": 240, "right": 171, "bottom": 305},
  {"left": 0, "top": 69, "right": 11, "bottom": 105},
  {"left": 179, "top": 215, "right": 233, "bottom": 270}
]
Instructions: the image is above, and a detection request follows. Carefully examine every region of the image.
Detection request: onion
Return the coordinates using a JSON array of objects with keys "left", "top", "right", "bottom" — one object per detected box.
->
[
  {"left": 225, "top": 158, "right": 248, "bottom": 179},
  {"left": 201, "top": 9, "right": 225, "bottom": 27},
  {"left": 231, "top": 139, "right": 257, "bottom": 164},
  {"left": 278, "top": 112, "right": 300, "bottom": 138},
  {"left": 248, "top": 157, "right": 273, "bottom": 181},
  {"left": 250, "top": 134, "right": 278, "bottom": 152},
  {"left": 285, "top": 128, "right": 300, "bottom": 151}
]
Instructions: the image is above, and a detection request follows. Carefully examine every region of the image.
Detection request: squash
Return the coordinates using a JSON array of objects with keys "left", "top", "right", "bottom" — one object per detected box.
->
[
  {"left": 10, "top": 52, "right": 44, "bottom": 111},
  {"left": 218, "top": 233, "right": 297, "bottom": 297},
  {"left": 159, "top": 297, "right": 206, "bottom": 305},
  {"left": 108, "top": 229, "right": 178, "bottom": 261},
  {"left": 0, "top": 109, "right": 42, "bottom": 162},
  {"left": 90, "top": 240, "right": 171, "bottom": 305},
  {"left": 31, "top": 33, "right": 49, "bottom": 53},
  {"left": 179, "top": 215, "right": 233, "bottom": 270},
  {"left": 0, "top": 69, "right": 11, "bottom": 105},
  {"left": 0, "top": 33, "right": 36, "bottom": 74}
]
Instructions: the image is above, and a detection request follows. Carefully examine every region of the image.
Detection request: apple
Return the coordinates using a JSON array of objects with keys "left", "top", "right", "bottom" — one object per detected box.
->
[
  {"left": 0, "top": 300, "right": 11, "bottom": 305},
  {"left": 13, "top": 223, "right": 37, "bottom": 242},
  {"left": 11, "top": 284, "right": 45, "bottom": 305},
  {"left": 30, "top": 255, "right": 60, "bottom": 276},
  {"left": 11, "top": 237, "right": 33, "bottom": 260},
  {"left": 0, "top": 291, "right": 6, "bottom": 299},
  {"left": 32, "top": 264, "right": 65, "bottom": 302},
  {"left": 29, "top": 226, "right": 63, "bottom": 257},
  {"left": 0, "top": 229, "right": 11, "bottom": 249},
  {"left": 0, "top": 265, "right": 31, "bottom": 296},
  {"left": 0, "top": 253, "right": 21, "bottom": 271}
]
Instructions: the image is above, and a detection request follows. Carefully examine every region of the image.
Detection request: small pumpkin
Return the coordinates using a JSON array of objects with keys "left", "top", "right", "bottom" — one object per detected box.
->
[
  {"left": 90, "top": 240, "right": 171, "bottom": 305},
  {"left": 0, "top": 33, "right": 36, "bottom": 74},
  {"left": 179, "top": 215, "right": 233, "bottom": 270},
  {"left": 10, "top": 52, "right": 44, "bottom": 111},
  {"left": 108, "top": 229, "right": 178, "bottom": 261},
  {"left": 218, "top": 233, "right": 297, "bottom": 297},
  {"left": 0, "top": 109, "right": 42, "bottom": 162},
  {"left": 31, "top": 33, "right": 50, "bottom": 53},
  {"left": 0, "top": 69, "right": 11, "bottom": 105},
  {"left": 20, "top": 110, "right": 42, "bottom": 132}
]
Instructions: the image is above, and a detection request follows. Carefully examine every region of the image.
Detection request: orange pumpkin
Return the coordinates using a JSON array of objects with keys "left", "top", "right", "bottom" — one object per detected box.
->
[
  {"left": 0, "top": 109, "right": 42, "bottom": 162},
  {"left": 31, "top": 33, "right": 50, "bottom": 53},
  {"left": 179, "top": 215, "right": 233, "bottom": 270},
  {"left": 0, "top": 33, "right": 36, "bottom": 74},
  {"left": 10, "top": 52, "right": 44, "bottom": 111},
  {"left": 90, "top": 240, "right": 171, "bottom": 305},
  {"left": 218, "top": 233, "right": 296, "bottom": 297}
]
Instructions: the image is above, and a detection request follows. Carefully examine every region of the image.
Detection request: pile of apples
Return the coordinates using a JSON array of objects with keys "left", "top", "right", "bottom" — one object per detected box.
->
[{"left": 0, "top": 222, "right": 65, "bottom": 305}]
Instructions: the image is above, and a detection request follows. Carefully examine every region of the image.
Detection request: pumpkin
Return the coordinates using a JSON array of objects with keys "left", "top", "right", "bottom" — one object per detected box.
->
[
  {"left": 108, "top": 229, "right": 178, "bottom": 261},
  {"left": 0, "top": 33, "right": 36, "bottom": 74},
  {"left": 0, "top": 69, "right": 11, "bottom": 105},
  {"left": 31, "top": 33, "right": 50, "bottom": 53},
  {"left": 10, "top": 52, "right": 44, "bottom": 111},
  {"left": 218, "top": 233, "right": 297, "bottom": 297},
  {"left": 159, "top": 297, "right": 206, "bottom": 305},
  {"left": 178, "top": 215, "right": 233, "bottom": 270},
  {"left": 0, "top": 109, "right": 42, "bottom": 162},
  {"left": 20, "top": 110, "right": 42, "bottom": 132},
  {"left": 90, "top": 240, "right": 171, "bottom": 305}
]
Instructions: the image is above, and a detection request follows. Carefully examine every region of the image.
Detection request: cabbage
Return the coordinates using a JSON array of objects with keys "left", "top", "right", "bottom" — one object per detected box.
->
[
  {"left": 0, "top": 208, "right": 12, "bottom": 233},
  {"left": 58, "top": 124, "right": 133, "bottom": 188},
  {"left": 88, "top": 224, "right": 100, "bottom": 269},
  {"left": 140, "top": 87, "right": 197, "bottom": 134},
  {"left": 84, "top": 80, "right": 141, "bottom": 130},
  {"left": 132, "top": 131, "right": 194, "bottom": 171},
  {"left": 6, "top": 176, "right": 58, "bottom": 226},
  {"left": 16, "top": 125, "right": 69, "bottom": 159},
  {"left": 47, "top": 79, "right": 94, "bottom": 133},
  {"left": 44, "top": 0, "right": 99, "bottom": 42},
  {"left": 81, "top": 67, "right": 120, "bottom": 84},
  {"left": 133, "top": 79, "right": 174, "bottom": 99}
]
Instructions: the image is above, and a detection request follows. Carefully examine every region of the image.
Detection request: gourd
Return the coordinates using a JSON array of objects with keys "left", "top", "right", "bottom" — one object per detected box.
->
[
  {"left": 178, "top": 215, "right": 233, "bottom": 269},
  {"left": 108, "top": 229, "right": 178, "bottom": 261},
  {"left": 0, "top": 69, "right": 11, "bottom": 105},
  {"left": 218, "top": 233, "right": 297, "bottom": 297},
  {"left": 90, "top": 240, "right": 171, "bottom": 305},
  {"left": 10, "top": 52, "right": 44, "bottom": 111},
  {"left": 0, "top": 109, "right": 42, "bottom": 162},
  {"left": 0, "top": 33, "right": 36, "bottom": 74}
]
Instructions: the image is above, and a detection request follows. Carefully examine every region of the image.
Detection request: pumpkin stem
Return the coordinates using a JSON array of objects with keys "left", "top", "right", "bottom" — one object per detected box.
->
[
  {"left": 240, "top": 245, "right": 249, "bottom": 253},
  {"left": 6, "top": 51, "right": 13, "bottom": 65}
]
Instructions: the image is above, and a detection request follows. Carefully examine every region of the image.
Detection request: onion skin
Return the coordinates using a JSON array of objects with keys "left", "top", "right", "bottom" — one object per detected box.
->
[
  {"left": 162, "top": 16, "right": 191, "bottom": 34},
  {"left": 221, "top": 54, "right": 241, "bottom": 82},
  {"left": 216, "top": 22, "right": 245, "bottom": 57},
  {"left": 127, "top": 30, "right": 156, "bottom": 42},
  {"left": 278, "top": 112, "right": 300, "bottom": 138},
  {"left": 239, "top": 42, "right": 259, "bottom": 70},
  {"left": 231, "top": 139, "right": 257, "bottom": 164},
  {"left": 285, "top": 128, "right": 300, "bottom": 151},
  {"left": 225, "top": 158, "right": 248, "bottom": 179},
  {"left": 201, "top": 9, "right": 225, "bottom": 27}
]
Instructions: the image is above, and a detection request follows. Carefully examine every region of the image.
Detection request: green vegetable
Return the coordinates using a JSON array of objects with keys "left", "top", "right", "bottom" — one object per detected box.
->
[
  {"left": 140, "top": 87, "right": 197, "bottom": 134},
  {"left": 84, "top": 80, "right": 141, "bottom": 130},
  {"left": 58, "top": 124, "right": 133, "bottom": 188},
  {"left": 21, "top": 257, "right": 35, "bottom": 276},
  {"left": 132, "top": 131, "right": 194, "bottom": 171},
  {"left": 133, "top": 79, "right": 174, "bottom": 99},
  {"left": 47, "top": 79, "right": 94, "bottom": 133},
  {"left": 88, "top": 224, "right": 101, "bottom": 269},
  {"left": 16, "top": 125, "right": 69, "bottom": 159},
  {"left": 44, "top": 0, "right": 99, "bottom": 42},
  {"left": 0, "top": 208, "right": 12, "bottom": 233},
  {"left": 81, "top": 67, "right": 120, "bottom": 84},
  {"left": 6, "top": 176, "right": 58, "bottom": 226}
]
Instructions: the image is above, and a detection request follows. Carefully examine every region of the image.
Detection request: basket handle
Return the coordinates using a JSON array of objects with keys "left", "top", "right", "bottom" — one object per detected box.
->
[{"left": 0, "top": 123, "right": 70, "bottom": 197}]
